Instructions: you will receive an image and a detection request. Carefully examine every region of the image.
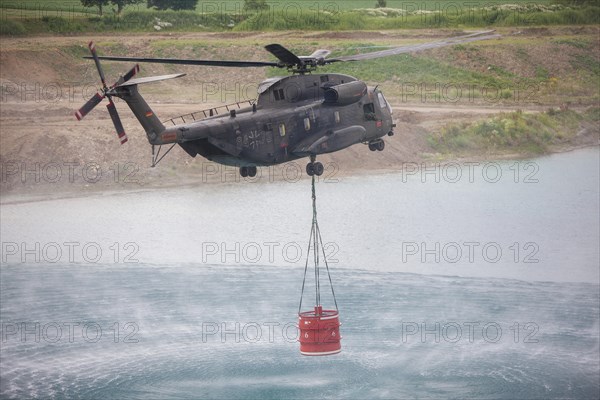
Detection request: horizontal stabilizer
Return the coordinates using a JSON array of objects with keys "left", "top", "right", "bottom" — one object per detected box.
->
[{"left": 116, "top": 73, "right": 186, "bottom": 87}]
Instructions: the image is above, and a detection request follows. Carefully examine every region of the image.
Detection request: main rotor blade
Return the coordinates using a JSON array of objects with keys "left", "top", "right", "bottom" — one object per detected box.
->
[
  {"left": 88, "top": 41, "right": 108, "bottom": 89},
  {"left": 265, "top": 44, "right": 303, "bottom": 67},
  {"left": 328, "top": 30, "right": 500, "bottom": 63},
  {"left": 75, "top": 92, "right": 104, "bottom": 121},
  {"left": 106, "top": 99, "right": 128, "bottom": 145},
  {"left": 84, "top": 56, "right": 279, "bottom": 68},
  {"left": 308, "top": 49, "right": 331, "bottom": 59}
]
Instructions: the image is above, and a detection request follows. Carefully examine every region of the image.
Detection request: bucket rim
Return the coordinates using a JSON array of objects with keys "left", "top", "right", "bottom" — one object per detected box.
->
[
  {"left": 298, "top": 309, "right": 339, "bottom": 319},
  {"left": 300, "top": 349, "right": 341, "bottom": 356}
]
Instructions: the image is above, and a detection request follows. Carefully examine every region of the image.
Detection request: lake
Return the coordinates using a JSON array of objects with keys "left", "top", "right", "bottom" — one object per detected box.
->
[{"left": 1, "top": 148, "right": 598, "bottom": 399}]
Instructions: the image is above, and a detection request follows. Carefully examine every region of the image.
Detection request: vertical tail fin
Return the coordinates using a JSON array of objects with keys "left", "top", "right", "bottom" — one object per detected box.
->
[
  {"left": 113, "top": 84, "right": 165, "bottom": 143},
  {"left": 110, "top": 73, "right": 186, "bottom": 144}
]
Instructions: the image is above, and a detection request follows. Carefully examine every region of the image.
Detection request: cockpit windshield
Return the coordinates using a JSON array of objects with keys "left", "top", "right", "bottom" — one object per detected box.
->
[{"left": 377, "top": 92, "right": 392, "bottom": 114}]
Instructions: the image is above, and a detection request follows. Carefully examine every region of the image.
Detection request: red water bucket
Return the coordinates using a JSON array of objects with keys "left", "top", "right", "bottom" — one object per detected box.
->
[{"left": 298, "top": 306, "right": 341, "bottom": 356}]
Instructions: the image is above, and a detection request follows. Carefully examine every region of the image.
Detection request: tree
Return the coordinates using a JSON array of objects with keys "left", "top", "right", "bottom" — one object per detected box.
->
[
  {"left": 111, "top": 0, "right": 144, "bottom": 15},
  {"left": 375, "top": 0, "right": 387, "bottom": 8},
  {"left": 243, "top": 0, "right": 269, "bottom": 12},
  {"left": 81, "top": 0, "right": 109, "bottom": 16},
  {"left": 147, "top": 0, "right": 199, "bottom": 11}
]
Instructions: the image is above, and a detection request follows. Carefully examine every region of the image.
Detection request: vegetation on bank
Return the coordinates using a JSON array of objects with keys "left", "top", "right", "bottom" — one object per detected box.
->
[
  {"left": 428, "top": 107, "right": 599, "bottom": 155},
  {"left": 0, "top": 2, "right": 598, "bottom": 35}
]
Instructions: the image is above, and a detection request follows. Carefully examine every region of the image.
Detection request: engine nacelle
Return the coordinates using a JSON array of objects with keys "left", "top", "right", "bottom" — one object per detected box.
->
[{"left": 323, "top": 81, "right": 367, "bottom": 106}]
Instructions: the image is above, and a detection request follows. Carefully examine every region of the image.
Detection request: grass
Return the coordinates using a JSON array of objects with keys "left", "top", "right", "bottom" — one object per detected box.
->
[
  {"left": 263, "top": 43, "right": 539, "bottom": 101},
  {"left": 0, "top": 0, "right": 557, "bottom": 14},
  {"left": 0, "top": 0, "right": 94, "bottom": 14},
  {"left": 323, "top": 52, "right": 510, "bottom": 84},
  {"left": 428, "top": 108, "right": 597, "bottom": 155},
  {"left": 234, "top": 5, "right": 599, "bottom": 31},
  {"left": 1, "top": 1, "right": 597, "bottom": 35},
  {"left": 40, "top": 15, "right": 85, "bottom": 33},
  {"left": 570, "top": 54, "right": 600, "bottom": 77},
  {"left": 553, "top": 37, "right": 592, "bottom": 49}
]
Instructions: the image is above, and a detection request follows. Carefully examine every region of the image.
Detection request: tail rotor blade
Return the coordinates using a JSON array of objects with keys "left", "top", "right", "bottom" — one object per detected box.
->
[
  {"left": 88, "top": 41, "right": 108, "bottom": 89},
  {"left": 123, "top": 64, "right": 140, "bottom": 83},
  {"left": 112, "top": 64, "right": 140, "bottom": 88},
  {"left": 106, "top": 99, "right": 128, "bottom": 144},
  {"left": 75, "top": 92, "right": 104, "bottom": 121}
]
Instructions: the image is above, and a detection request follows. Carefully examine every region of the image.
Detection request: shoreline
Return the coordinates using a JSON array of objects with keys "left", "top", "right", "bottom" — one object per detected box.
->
[{"left": 2, "top": 143, "right": 597, "bottom": 205}]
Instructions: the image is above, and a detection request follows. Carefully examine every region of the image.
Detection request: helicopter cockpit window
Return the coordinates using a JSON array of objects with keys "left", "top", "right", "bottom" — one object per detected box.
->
[
  {"left": 377, "top": 92, "right": 387, "bottom": 108},
  {"left": 363, "top": 103, "right": 376, "bottom": 121},
  {"left": 274, "top": 88, "right": 285, "bottom": 101},
  {"left": 304, "top": 118, "right": 311, "bottom": 131},
  {"left": 279, "top": 123, "right": 286, "bottom": 136},
  {"left": 378, "top": 92, "right": 393, "bottom": 115}
]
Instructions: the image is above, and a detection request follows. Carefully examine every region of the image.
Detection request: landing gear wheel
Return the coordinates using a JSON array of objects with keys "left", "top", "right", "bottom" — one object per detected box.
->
[
  {"left": 248, "top": 166, "right": 257, "bottom": 178},
  {"left": 306, "top": 163, "right": 315, "bottom": 177},
  {"left": 314, "top": 162, "right": 324, "bottom": 176},
  {"left": 377, "top": 140, "right": 385, "bottom": 151},
  {"left": 368, "top": 143, "right": 377, "bottom": 151},
  {"left": 240, "top": 166, "right": 249, "bottom": 177}
]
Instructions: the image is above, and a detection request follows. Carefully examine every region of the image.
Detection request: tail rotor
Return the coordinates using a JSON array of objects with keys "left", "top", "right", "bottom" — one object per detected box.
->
[{"left": 75, "top": 41, "right": 139, "bottom": 145}]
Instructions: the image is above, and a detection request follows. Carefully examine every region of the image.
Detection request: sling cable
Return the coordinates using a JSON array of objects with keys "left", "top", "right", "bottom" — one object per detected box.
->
[{"left": 298, "top": 171, "right": 341, "bottom": 356}]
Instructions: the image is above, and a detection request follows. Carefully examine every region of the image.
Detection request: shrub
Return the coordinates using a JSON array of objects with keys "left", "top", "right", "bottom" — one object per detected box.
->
[
  {"left": 41, "top": 16, "right": 84, "bottom": 33},
  {"left": 0, "top": 20, "right": 26, "bottom": 36}
]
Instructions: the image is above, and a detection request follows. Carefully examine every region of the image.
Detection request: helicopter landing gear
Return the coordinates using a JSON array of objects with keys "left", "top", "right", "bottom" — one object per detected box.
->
[
  {"left": 368, "top": 139, "right": 385, "bottom": 152},
  {"left": 306, "top": 155, "right": 324, "bottom": 177},
  {"left": 239, "top": 166, "right": 257, "bottom": 178},
  {"left": 306, "top": 162, "right": 324, "bottom": 177}
]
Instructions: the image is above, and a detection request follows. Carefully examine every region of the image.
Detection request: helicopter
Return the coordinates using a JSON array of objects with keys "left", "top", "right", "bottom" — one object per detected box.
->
[{"left": 75, "top": 30, "right": 499, "bottom": 177}]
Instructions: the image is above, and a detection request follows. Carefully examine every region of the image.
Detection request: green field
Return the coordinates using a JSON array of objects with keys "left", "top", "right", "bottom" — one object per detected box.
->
[
  {"left": 1, "top": 0, "right": 597, "bottom": 35},
  {"left": 0, "top": 0, "right": 557, "bottom": 14}
]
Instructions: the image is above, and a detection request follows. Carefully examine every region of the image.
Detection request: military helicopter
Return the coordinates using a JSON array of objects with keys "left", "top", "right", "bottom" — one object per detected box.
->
[{"left": 75, "top": 31, "right": 499, "bottom": 177}]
